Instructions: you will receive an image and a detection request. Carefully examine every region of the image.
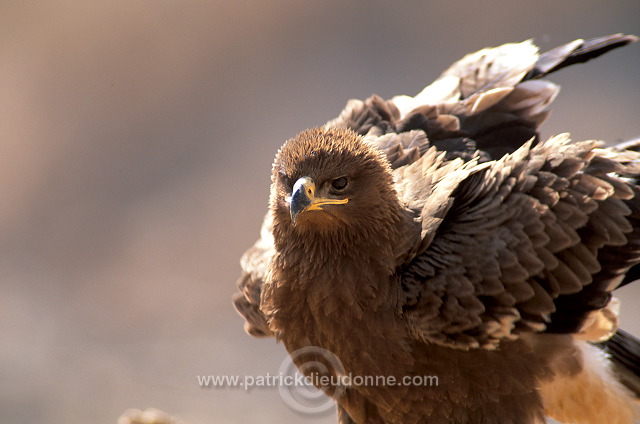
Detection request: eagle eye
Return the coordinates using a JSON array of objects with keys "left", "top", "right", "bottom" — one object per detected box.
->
[{"left": 331, "top": 176, "right": 348, "bottom": 191}]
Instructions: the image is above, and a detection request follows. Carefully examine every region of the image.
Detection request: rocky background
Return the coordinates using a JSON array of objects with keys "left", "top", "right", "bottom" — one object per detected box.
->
[{"left": 1, "top": 1, "right": 639, "bottom": 423}]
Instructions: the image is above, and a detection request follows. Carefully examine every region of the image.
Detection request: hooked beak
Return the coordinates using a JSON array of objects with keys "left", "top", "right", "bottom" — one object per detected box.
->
[{"left": 288, "top": 177, "right": 348, "bottom": 225}]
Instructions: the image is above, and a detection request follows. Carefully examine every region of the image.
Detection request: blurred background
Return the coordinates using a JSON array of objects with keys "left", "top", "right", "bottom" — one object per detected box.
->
[{"left": 1, "top": 1, "right": 639, "bottom": 423}]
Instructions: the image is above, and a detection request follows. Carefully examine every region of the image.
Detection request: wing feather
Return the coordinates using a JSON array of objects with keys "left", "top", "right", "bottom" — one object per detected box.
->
[
  {"left": 398, "top": 135, "right": 640, "bottom": 349},
  {"left": 233, "top": 212, "right": 275, "bottom": 337},
  {"left": 326, "top": 35, "right": 636, "bottom": 168}
]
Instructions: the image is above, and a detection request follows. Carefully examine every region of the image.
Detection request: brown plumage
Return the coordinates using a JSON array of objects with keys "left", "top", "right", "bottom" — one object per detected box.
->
[{"left": 233, "top": 34, "right": 640, "bottom": 423}]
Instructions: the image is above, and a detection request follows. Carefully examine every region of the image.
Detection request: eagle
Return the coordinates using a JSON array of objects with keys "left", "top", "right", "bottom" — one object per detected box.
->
[{"left": 233, "top": 34, "right": 640, "bottom": 424}]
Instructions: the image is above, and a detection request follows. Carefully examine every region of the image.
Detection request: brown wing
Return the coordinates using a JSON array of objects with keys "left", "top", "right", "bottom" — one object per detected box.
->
[
  {"left": 327, "top": 34, "right": 636, "bottom": 162},
  {"left": 397, "top": 135, "right": 640, "bottom": 349},
  {"left": 233, "top": 212, "right": 275, "bottom": 337}
]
